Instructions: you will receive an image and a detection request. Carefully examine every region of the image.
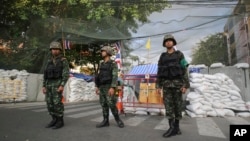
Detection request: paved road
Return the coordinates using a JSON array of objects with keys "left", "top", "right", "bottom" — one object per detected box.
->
[{"left": 0, "top": 101, "right": 249, "bottom": 141}]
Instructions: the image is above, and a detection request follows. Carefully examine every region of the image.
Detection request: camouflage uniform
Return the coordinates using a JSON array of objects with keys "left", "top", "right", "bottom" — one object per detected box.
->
[
  {"left": 43, "top": 55, "right": 69, "bottom": 117},
  {"left": 156, "top": 34, "right": 190, "bottom": 137},
  {"left": 95, "top": 46, "right": 124, "bottom": 128},
  {"left": 98, "top": 60, "right": 119, "bottom": 117},
  {"left": 43, "top": 41, "right": 69, "bottom": 129}
]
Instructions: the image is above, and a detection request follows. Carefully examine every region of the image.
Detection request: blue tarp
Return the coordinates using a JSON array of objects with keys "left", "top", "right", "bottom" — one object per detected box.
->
[
  {"left": 128, "top": 64, "right": 158, "bottom": 75},
  {"left": 70, "top": 73, "right": 94, "bottom": 82}
]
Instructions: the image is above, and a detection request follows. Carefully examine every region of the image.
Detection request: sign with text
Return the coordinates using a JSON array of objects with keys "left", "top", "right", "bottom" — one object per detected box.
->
[{"left": 230, "top": 125, "right": 250, "bottom": 141}]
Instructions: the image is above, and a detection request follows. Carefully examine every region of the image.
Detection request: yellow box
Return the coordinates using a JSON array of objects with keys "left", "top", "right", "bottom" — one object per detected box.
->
[
  {"left": 139, "top": 83, "right": 156, "bottom": 89},
  {"left": 139, "top": 89, "right": 162, "bottom": 104}
]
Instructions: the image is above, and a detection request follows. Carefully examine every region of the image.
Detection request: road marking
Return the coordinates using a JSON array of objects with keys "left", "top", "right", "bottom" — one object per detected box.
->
[
  {"left": 64, "top": 105, "right": 100, "bottom": 114},
  {"left": 154, "top": 118, "right": 169, "bottom": 130},
  {"left": 32, "top": 104, "right": 100, "bottom": 113},
  {"left": 225, "top": 117, "right": 250, "bottom": 125},
  {"left": 67, "top": 109, "right": 102, "bottom": 118},
  {"left": 21, "top": 102, "right": 97, "bottom": 110},
  {"left": 124, "top": 116, "right": 150, "bottom": 126},
  {"left": 4, "top": 102, "right": 46, "bottom": 108},
  {"left": 196, "top": 118, "right": 226, "bottom": 138}
]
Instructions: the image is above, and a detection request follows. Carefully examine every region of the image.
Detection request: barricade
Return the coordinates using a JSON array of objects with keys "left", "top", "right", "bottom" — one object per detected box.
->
[{"left": 122, "top": 74, "right": 165, "bottom": 115}]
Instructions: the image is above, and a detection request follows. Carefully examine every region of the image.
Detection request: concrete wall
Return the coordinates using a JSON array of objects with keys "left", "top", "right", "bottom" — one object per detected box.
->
[{"left": 26, "top": 73, "right": 45, "bottom": 102}]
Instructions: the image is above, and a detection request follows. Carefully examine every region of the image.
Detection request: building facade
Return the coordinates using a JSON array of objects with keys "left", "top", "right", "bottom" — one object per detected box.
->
[{"left": 224, "top": 0, "right": 250, "bottom": 65}]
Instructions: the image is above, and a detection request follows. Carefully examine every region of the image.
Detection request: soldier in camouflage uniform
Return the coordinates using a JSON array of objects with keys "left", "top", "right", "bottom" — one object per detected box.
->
[
  {"left": 95, "top": 46, "right": 124, "bottom": 128},
  {"left": 42, "top": 41, "right": 69, "bottom": 129},
  {"left": 156, "top": 35, "right": 190, "bottom": 138}
]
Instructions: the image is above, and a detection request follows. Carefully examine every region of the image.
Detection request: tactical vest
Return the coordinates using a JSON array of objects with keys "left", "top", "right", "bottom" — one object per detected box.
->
[
  {"left": 158, "top": 51, "right": 184, "bottom": 79},
  {"left": 98, "top": 61, "right": 113, "bottom": 84},
  {"left": 44, "top": 57, "right": 63, "bottom": 79}
]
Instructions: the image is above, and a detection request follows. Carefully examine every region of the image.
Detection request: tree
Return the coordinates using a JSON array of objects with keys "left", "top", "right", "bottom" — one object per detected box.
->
[
  {"left": 0, "top": 0, "right": 171, "bottom": 73},
  {"left": 191, "top": 33, "right": 229, "bottom": 66}
]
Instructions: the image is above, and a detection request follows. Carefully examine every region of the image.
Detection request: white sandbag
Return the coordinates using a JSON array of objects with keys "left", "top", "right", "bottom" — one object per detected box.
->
[
  {"left": 191, "top": 78, "right": 203, "bottom": 83},
  {"left": 186, "top": 103, "right": 202, "bottom": 112},
  {"left": 221, "top": 98, "right": 232, "bottom": 103},
  {"left": 210, "top": 63, "right": 224, "bottom": 68},
  {"left": 223, "top": 109, "right": 235, "bottom": 117},
  {"left": 236, "top": 112, "right": 250, "bottom": 117},
  {"left": 200, "top": 100, "right": 212, "bottom": 106},
  {"left": 204, "top": 96, "right": 213, "bottom": 103},
  {"left": 201, "top": 105, "right": 213, "bottom": 111},
  {"left": 189, "top": 98, "right": 205, "bottom": 104},
  {"left": 190, "top": 82, "right": 202, "bottom": 89},
  {"left": 195, "top": 64, "right": 207, "bottom": 69},
  {"left": 196, "top": 86, "right": 210, "bottom": 94},
  {"left": 215, "top": 109, "right": 226, "bottom": 117},
  {"left": 147, "top": 108, "right": 161, "bottom": 113},
  {"left": 228, "top": 90, "right": 241, "bottom": 98},
  {"left": 212, "top": 102, "right": 226, "bottom": 109},
  {"left": 135, "top": 110, "right": 148, "bottom": 115},
  {"left": 194, "top": 108, "right": 207, "bottom": 115},
  {"left": 124, "top": 107, "right": 136, "bottom": 114},
  {"left": 189, "top": 73, "right": 203, "bottom": 79},
  {"left": 203, "top": 74, "right": 217, "bottom": 80},
  {"left": 213, "top": 94, "right": 222, "bottom": 98},
  {"left": 230, "top": 96, "right": 241, "bottom": 101},
  {"left": 234, "top": 63, "right": 249, "bottom": 69},
  {"left": 213, "top": 96, "right": 221, "bottom": 100},
  {"left": 135, "top": 108, "right": 148, "bottom": 111},
  {"left": 187, "top": 92, "right": 203, "bottom": 100},
  {"left": 229, "top": 84, "right": 241, "bottom": 92},
  {"left": 207, "top": 110, "right": 217, "bottom": 117}
]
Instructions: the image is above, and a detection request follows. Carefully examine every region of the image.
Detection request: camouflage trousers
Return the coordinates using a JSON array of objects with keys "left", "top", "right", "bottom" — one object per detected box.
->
[
  {"left": 163, "top": 87, "right": 183, "bottom": 120},
  {"left": 45, "top": 81, "right": 64, "bottom": 117},
  {"left": 99, "top": 85, "right": 118, "bottom": 117}
]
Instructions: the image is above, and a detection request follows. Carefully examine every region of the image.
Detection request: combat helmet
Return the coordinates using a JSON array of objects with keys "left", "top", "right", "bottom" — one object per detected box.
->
[
  {"left": 50, "top": 41, "right": 62, "bottom": 50},
  {"left": 162, "top": 34, "right": 177, "bottom": 47},
  {"left": 101, "top": 46, "right": 113, "bottom": 56}
]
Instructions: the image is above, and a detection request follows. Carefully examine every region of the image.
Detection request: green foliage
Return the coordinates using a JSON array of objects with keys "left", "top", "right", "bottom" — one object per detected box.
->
[
  {"left": 191, "top": 33, "right": 229, "bottom": 66},
  {"left": 0, "top": 0, "right": 170, "bottom": 73}
]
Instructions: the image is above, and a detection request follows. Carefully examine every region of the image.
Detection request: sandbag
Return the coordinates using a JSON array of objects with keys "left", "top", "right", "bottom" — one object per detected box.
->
[
  {"left": 207, "top": 110, "right": 217, "bottom": 117},
  {"left": 135, "top": 110, "right": 148, "bottom": 115},
  {"left": 186, "top": 103, "right": 202, "bottom": 112},
  {"left": 210, "top": 63, "right": 224, "bottom": 68},
  {"left": 236, "top": 112, "right": 250, "bottom": 117},
  {"left": 215, "top": 109, "right": 226, "bottom": 117}
]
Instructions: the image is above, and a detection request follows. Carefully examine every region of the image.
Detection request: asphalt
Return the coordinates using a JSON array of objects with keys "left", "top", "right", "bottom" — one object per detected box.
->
[{"left": 0, "top": 101, "right": 249, "bottom": 141}]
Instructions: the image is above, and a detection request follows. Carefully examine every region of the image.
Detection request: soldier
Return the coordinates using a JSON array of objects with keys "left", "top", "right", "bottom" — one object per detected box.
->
[
  {"left": 42, "top": 41, "right": 69, "bottom": 129},
  {"left": 95, "top": 46, "right": 124, "bottom": 128},
  {"left": 156, "top": 35, "right": 190, "bottom": 138}
]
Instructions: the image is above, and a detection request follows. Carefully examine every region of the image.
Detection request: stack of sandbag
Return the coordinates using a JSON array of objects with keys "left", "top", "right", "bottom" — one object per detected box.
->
[
  {"left": 67, "top": 77, "right": 98, "bottom": 102},
  {"left": 186, "top": 73, "right": 250, "bottom": 118},
  {"left": 0, "top": 69, "right": 29, "bottom": 103}
]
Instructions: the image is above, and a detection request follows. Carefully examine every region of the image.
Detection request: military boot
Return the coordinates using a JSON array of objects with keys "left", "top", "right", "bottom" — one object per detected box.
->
[
  {"left": 163, "top": 119, "right": 176, "bottom": 138},
  {"left": 96, "top": 116, "right": 109, "bottom": 128},
  {"left": 52, "top": 116, "right": 64, "bottom": 129},
  {"left": 174, "top": 119, "right": 181, "bottom": 135},
  {"left": 45, "top": 115, "right": 57, "bottom": 128},
  {"left": 114, "top": 115, "right": 124, "bottom": 128}
]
